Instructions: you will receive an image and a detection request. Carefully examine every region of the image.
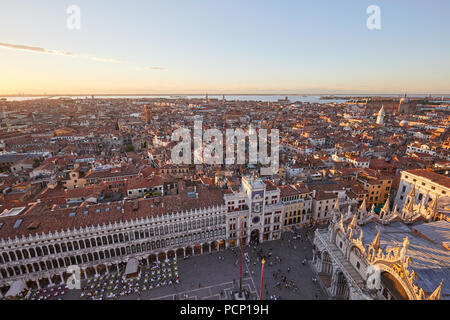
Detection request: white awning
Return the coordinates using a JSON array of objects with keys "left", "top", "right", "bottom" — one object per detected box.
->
[
  {"left": 5, "top": 279, "right": 26, "bottom": 298},
  {"left": 125, "top": 258, "right": 139, "bottom": 275}
]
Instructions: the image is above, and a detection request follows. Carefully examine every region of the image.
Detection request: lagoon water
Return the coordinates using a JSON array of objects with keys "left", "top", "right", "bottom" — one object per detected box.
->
[{"left": 2, "top": 94, "right": 445, "bottom": 104}]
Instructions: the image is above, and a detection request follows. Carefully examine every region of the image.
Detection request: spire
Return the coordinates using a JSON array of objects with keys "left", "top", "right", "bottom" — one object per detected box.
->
[
  {"left": 402, "top": 207, "right": 408, "bottom": 220},
  {"left": 405, "top": 196, "right": 414, "bottom": 212},
  {"left": 428, "top": 196, "right": 437, "bottom": 212},
  {"left": 359, "top": 199, "right": 367, "bottom": 213},
  {"left": 349, "top": 212, "right": 357, "bottom": 229},
  {"left": 371, "top": 231, "right": 381, "bottom": 250},
  {"left": 430, "top": 197, "right": 439, "bottom": 219},
  {"left": 347, "top": 204, "right": 352, "bottom": 218},
  {"left": 428, "top": 280, "right": 443, "bottom": 300},
  {"left": 331, "top": 198, "right": 341, "bottom": 224},
  {"left": 370, "top": 204, "right": 375, "bottom": 213},
  {"left": 407, "top": 185, "right": 416, "bottom": 199},
  {"left": 339, "top": 213, "right": 345, "bottom": 230},
  {"left": 382, "top": 196, "right": 390, "bottom": 211},
  {"left": 392, "top": 204, "right": 398, "bottom": 215},
  {"left": 422, "top": 194, "right": 427, "bottom": 206},
  {"left": 376, "top": 105, "right": 385, "bottom": 125},
  {"left": 400, "top": 236, "right": 410, "bottom": 260},
  {"left": 404, "top": 186, "right": 416, "bottom": 214},
  {"left": 380, "top": 196, "right": 390, "bottom": 219},
  {"left": 334, "top": 198, "right": 340, "bottom": 211}
]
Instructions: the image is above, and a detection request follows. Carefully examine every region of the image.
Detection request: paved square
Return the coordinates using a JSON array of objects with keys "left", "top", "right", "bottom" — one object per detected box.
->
[{"left": 51, "top": 230, "right": 328, "bottom": 300}]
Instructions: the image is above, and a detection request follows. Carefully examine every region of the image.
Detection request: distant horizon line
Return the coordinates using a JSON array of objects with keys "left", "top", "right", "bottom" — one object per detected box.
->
[{"left": 2, "top": 93, "right": 450, "bottom": 97}]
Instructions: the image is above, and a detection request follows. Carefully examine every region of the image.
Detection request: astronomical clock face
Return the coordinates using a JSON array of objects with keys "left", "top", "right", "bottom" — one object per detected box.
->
[
  {"left": 252, "top": 216, "right": 260, "bottom": 224},
  {"left": 251, "top": 190, "right": 264, "bottom": 225},
  {"left": 252, "top": 190, "right": 264, "bottom": 201}
]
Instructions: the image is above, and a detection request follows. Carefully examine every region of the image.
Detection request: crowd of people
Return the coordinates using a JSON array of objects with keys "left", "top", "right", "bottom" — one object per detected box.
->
[
  {"left": 16, "top": 227, "right": 321, "bottom": 301},
  {"left": 80, "top": 259, "right": 179, "bottom": 300},
  {"left": 232, "top": 226, "right": 319, "bottom": 300},
  {"left": 27, "top": 283, "right": 68, "bottom": 300}
]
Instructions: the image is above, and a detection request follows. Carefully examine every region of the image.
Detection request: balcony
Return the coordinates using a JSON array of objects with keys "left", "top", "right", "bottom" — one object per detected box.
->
[{"left": 227, "top": 205, "right": 248, "bottom": 213}]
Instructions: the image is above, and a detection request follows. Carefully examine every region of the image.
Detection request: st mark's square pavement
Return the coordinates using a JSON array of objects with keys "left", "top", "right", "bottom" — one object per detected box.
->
[{"left": 49, "top": 229, "right": 328, "bottom": 300}]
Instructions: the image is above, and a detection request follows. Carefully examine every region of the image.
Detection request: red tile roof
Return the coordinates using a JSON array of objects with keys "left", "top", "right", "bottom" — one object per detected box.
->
[{"left": 0, "top": 186, "right": 224, "bottom": 240}]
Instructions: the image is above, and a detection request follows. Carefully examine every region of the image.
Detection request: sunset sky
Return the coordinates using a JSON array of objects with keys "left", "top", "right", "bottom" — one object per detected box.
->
[{"left": 1, "top": 0, "right": 450, "bottom": 95}]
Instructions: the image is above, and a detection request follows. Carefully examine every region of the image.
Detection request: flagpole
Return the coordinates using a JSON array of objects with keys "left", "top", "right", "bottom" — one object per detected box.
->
[
  {"left": 239, "top": 215, "right": 244, "bottom": 295},
  {"left": 260, "top": 258, "right": 265, "bottom": 300}
]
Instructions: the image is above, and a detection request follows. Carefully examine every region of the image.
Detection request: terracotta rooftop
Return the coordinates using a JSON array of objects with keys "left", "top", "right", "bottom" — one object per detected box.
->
[
  {"left": 279, "top": 185, "right": 300, "bottom": 198},
  {"left": 404, "top": 169, "right": 450, "bottom": 189},
  {"left": 0, "top": 186, "right": 224, "bottom": 240}
]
